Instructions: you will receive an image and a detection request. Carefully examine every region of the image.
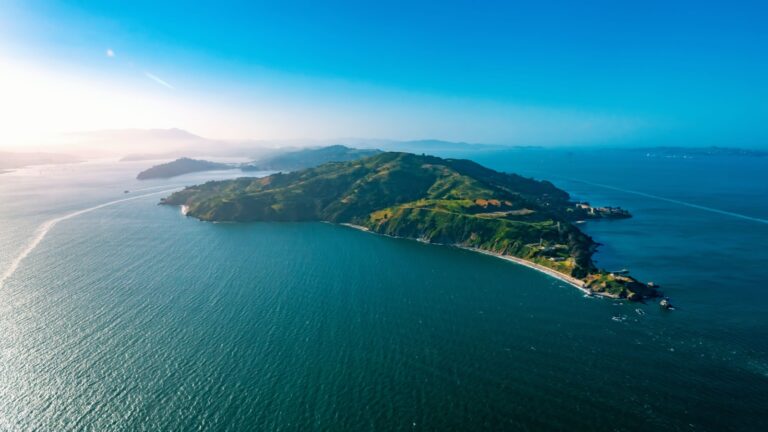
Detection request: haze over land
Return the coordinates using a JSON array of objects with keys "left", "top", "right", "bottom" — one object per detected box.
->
[{"left": 3, "top": 126, "right": 767, "bottom": 172}]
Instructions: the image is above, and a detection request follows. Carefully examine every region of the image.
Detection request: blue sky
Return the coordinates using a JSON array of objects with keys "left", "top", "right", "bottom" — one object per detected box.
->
[{"left": 1, "top": 0, "right": 767, "bottom": 147}]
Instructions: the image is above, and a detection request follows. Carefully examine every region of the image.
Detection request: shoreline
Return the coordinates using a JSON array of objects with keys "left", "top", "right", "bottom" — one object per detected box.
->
[
  {"left": 337, "top": 222, "right": 606, "bottom": 298},
  {"left": 462, "top": 247, "right": 593, "bottom": 295},
  {"left": 339, "top": 222, "right": 368, "bottom": 231}
]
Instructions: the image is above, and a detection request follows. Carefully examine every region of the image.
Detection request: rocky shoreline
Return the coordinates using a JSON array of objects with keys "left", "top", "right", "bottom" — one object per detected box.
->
[{"left": 338, "top": 222, "right": 660, "bottom": 301}]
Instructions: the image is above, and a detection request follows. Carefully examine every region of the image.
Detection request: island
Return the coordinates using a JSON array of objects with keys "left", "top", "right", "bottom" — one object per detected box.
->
[
  {"left": 161, "top": 152, "right": 661, "bottom": 300},
  {"left": 136, "top": 158, "right": 234, "bottom": 180}
]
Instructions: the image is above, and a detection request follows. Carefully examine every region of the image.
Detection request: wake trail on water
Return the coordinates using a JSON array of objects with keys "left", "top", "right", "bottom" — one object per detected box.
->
[
  {"left": 566, "top": 178, "right": 768, "bottom": 225},
  {"left": 130, "top": 184, "right": 186, "bottom": 192},
  {"left": 0, "top": 188, "right": 180, "bottom": 289}
]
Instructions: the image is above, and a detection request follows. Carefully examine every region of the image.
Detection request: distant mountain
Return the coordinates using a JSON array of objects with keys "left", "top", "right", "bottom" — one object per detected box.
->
[
  {"left": 328, "top": 138, "right": 506, "bottom": 154},
  {"left": 242, "top": 145, "right": 381, "bottom": 171},
  {"left": 77, "top": 128, "right": 205, "bottom": 142},
  {"left": 135, "top": 145, "right": 379, "bottom": 179},
  {"left": 136, "top": 158, "right": 234, "bottom": 180},
  {"left": 241, "top": 138, "right": 505, "bottom": 156},
  {"left": 0, "top": 151, "right": 82, "bottom": 171},
  {"left": 65, "top": 128, "right": 213, "bottom": 160},
  {"left": 163, "top": 152, "right": 658, "bottom": 300},
  {"left": 69, "top": 129, "right": 274, "bottom": 161},
  {"left": 57, "top": 127, "right": 516, "bottom": 160}
]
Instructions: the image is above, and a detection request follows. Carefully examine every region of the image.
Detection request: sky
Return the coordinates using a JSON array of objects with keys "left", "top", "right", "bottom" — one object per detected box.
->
[{"left": 1, "top": 0, "right": 767, "bottom": 149}]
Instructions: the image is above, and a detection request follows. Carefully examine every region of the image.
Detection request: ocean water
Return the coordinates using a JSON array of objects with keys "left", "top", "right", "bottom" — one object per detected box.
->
[{"left": 0, "top": 152, "right": 766, "bottom": 431}]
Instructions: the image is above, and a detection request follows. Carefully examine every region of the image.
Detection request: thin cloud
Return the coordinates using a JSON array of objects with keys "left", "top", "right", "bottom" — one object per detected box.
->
[{"left": 144, "top": 72, "right": 174, "bottom": 89}]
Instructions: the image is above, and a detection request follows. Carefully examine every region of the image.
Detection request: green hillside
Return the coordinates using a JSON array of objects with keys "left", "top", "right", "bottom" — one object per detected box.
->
[
  {"left": 162, "top": 152, "right": 658, "bottom": 298},
  {"left": 241, "top": 145, "right": 381, "bottom": 172}
]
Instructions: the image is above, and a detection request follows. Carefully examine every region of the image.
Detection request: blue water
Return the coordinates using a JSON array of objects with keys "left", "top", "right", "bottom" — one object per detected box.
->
[{"left": 0, "top": 151, "right": 766, "bottom": 431}]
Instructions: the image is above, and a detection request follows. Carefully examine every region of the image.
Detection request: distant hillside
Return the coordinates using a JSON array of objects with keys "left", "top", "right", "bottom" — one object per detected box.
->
[
  {"left": 135, "top": 145, "right": 379, "bottom": 180},
  {"left": 68, "top": 128, "right": 211, "bottom": 160},
  {"left": 162, "top": 152, "right": 657, "bottom": 300},
  {"left": 74, "top": 128, "right": 274, "bottom": 161},
  {"left": 242, "top": 145, "right": 381, "bottom": 171},
  {"left": 363, "top": 139, "right": 504, "bottom": 153},
  {"left": 136, "top": 158, "right": 234, "bottom": 180},
  {"left": 57, "top": 127, "right": 515, "bottom": 161}
]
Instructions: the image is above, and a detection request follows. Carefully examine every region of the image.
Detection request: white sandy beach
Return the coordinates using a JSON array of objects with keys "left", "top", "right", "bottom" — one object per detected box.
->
[
  {"left": 463, "top": 247, "right": 592, "bottom": 294},
  {"left": 338, "top": 223, "right": 597, "bottom": 296}
]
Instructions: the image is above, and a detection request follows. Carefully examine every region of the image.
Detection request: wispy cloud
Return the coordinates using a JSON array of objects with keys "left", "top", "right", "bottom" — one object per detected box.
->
[
  {"left": 144, "top": 72, "right": 174, "bottom": 89},
  {"left": 104, "top": 48, "right": 174, "bottom": 90}
]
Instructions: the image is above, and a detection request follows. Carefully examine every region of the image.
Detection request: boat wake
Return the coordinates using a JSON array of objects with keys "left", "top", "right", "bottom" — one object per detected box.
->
[
  {"left": 130, "top": 184, "right": 185, "bottom": 193},
  {"left": 0, "top": 188, "right": 180, "bottom": 289},
  {"left": 568, "top": 179, "right": 768, "bottom": 225}
]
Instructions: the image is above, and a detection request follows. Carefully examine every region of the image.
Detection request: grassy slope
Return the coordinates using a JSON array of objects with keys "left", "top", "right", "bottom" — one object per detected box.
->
[{"left": 163, "top": 152, "right": 658, "bottom": 298}]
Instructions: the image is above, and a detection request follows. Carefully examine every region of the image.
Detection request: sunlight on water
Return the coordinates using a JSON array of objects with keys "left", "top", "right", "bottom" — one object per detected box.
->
[
  {"left": 1, "top": 154, "right": 767, "bottom": 431},
  {"left": 0, "top": 188, "right": 181, "bottom": 288}
]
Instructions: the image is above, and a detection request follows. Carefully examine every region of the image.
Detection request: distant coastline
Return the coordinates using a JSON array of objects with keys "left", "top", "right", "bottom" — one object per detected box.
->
[{"left": 0, "top": 151, "right": 82, "bottom": 172}]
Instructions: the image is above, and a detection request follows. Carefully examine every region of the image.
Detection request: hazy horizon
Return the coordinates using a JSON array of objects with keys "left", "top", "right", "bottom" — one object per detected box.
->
[
  {"left": 6, "top": 126, "right": 768, "bottom": 160},
  {"left": 3, "top": 1, "right": 767, "bottom": 151}
]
